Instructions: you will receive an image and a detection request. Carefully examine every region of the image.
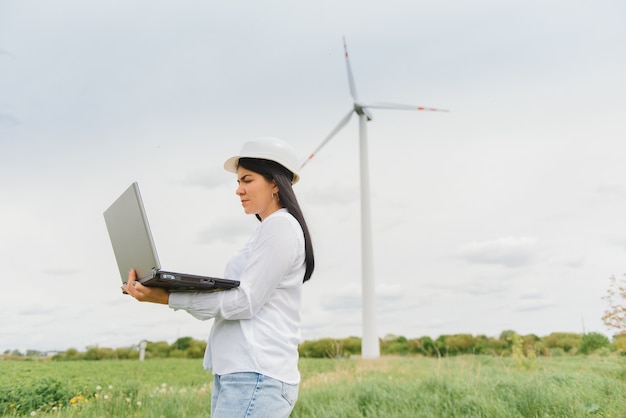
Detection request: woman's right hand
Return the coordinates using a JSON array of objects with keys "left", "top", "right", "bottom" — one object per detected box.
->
[{"left": 122, "top": 269, "right": 170, "bottom": 305}]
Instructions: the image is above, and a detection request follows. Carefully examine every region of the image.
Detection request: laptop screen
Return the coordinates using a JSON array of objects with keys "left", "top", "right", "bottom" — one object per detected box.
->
[{"left": 103, "top": 182, "right": 162, "bottom": 283}]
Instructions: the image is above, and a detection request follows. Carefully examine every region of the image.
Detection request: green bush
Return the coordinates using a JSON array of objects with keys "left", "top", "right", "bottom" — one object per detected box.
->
[
  {"left": 543, "top": 332, "right": 583, "bottom": 353},
  {"left": 578, "top": 332, "right": 611, "bottom": 355}
]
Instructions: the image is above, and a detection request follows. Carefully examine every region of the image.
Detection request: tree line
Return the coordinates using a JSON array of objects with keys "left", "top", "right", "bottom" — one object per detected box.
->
[
  {"left": 3, "top": 330, "right": 623, "bottom": 361},
  {"left": 299, "top": 331, "right": 623, "bottom": 359},
  {"left": 2, "top": 336, "right": 207, "bottom": 361}
]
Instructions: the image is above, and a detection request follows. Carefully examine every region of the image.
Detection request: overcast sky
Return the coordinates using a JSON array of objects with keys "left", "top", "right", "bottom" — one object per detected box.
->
[{"left": 1, "top": 0, "right": 625, "bottom": 353}]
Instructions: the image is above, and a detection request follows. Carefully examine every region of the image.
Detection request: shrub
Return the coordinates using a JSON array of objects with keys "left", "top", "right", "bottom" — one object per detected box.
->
[
  {"left": 578, "top": 332, "right": 610, "bottom": 355},
  {"left": 543, "top": 332, "right": 582, "bottom": 353}
]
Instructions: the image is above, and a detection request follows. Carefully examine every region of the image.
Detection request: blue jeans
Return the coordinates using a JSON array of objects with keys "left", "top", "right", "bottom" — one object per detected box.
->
[{"left": 211, "top": 372, "right": 299, "bottom": 418}]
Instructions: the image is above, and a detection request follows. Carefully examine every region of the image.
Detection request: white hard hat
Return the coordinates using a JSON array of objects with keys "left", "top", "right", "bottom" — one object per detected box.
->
[{"left": 224, "top": 137, "right": 301, "bottom": 184}]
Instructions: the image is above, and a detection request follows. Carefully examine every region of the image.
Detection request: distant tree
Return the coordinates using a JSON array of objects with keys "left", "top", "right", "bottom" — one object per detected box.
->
[
  {"left": 172, "top": 336, "right": 194, "bottom": 351},
  {"left": 381, "top": 334, "right": 409, "bottom": 355},
  {"left": 495, "top": 330, "right": 517, "bottom": 355},
  {"left": 602, "top": 274, "right": 626, "bottom": 337},
  {"left": 344, "top": 337, "right": 362, "bottom": 356},
  {"left": 406, "top": 336, "right": 438, "bottom": 357},
  {"left": 578, "top": 332, "right": 611, "bottom": 355},
  {"left": 114, "top": 347, "right": 138, "bottom": 359},
  {"left": 325, "top": 339, "right": 344, "bottom": 358},
  {"left": 435, "top": 335, "right": 454, "bottom": 356},
  {"left": 297, "top": 337, "right": 363, "bottom": 358},
  {"left": 66, "top": 348, "right": 80, "bottom": 359},
  {"left": 499, "top": 330, "right": 517, "bottom": 344},
  {"left": 543, "top": 332, "right": 582, "bottom": 353},
  {"left": 484, "top": 336, "right": 509, "bottom": 356},
  {"left": 84, "top": 346, "right": 115, "bottom": 360},
  {"left": 614, "top": 333, "right": 626, "bottom": 353},
  {"left": 297, "top": 340, "right": 316, "bottom": 358},
  {"left": 299, "top": 338, "right": 340, "bottom": 358},
  {"left": 186, "top": 339, "right": 207, "bottom": 358},
  {"left": 53, "top": 347, "right": 81, "bottom": 361},
  {"left": 146, "top": 341, "right": 171, "bottom": 358},
  {"left": 443, "top": 334, "right": 475, "bottom": 356},
  {"left": 522, "top": 334, "right": 543, "bottom": 356},
  {"left": 472, "top": 335, "right": 493, "bottom": 355}
]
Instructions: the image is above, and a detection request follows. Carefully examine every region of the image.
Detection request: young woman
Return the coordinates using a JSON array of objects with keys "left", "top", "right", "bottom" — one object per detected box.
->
[{"left": 122, "top": 137, "right": 314, "bottom": 417}]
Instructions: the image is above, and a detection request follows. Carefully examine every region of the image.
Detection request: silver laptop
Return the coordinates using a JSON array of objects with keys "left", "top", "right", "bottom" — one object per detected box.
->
[{"left": 104, "top": 182, "right": 240, "bottom": 292}]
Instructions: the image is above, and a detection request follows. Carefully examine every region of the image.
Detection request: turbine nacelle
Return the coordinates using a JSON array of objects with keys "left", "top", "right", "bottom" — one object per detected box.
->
[{"left": 354, "top": 102, "right": 373, "bottom": 121}]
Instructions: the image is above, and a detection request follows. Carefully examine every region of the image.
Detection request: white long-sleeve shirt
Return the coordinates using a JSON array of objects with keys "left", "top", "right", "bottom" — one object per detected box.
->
[{"left": 168, "top": 209, "right": 305, "bottom": 384}]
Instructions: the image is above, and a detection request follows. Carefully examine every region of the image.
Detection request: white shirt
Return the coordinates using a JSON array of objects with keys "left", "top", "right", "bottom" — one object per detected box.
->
[{"left": 168, "top": 209, "right": 305, "bottom": 384}]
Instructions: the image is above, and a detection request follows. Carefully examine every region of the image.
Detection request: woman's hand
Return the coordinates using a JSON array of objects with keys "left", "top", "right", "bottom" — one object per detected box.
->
[{"left": 122, "top": 269, "right": 170, "bottom": 304}]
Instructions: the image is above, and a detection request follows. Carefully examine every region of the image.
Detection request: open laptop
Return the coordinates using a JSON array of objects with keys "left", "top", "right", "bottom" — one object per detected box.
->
[{"left": 104, "top": 182, "right": 240, "bottom": 292}]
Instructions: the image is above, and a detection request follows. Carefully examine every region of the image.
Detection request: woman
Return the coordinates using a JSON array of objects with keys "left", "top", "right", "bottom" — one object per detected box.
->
[{"left": 122, "top": 137, "right": 314, "bottom": 417}]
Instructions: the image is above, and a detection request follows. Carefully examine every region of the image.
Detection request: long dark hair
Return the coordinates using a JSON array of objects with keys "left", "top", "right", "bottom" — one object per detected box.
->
[{"left": 238, "top": 157, "right": 315, "bottom": 283}]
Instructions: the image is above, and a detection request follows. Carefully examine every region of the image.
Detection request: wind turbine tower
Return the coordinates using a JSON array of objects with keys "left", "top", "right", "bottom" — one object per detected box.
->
[{"left": 302, "top": 38, "right": 449, "bottom": 359}]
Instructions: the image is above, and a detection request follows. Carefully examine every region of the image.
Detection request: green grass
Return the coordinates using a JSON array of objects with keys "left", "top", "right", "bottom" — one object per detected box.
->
[
  {"left": 294, "top": 356, "right": 626, "bottom": 418},
  {"left": 1, "top": 355, "right": 625, "bottom": 417}
]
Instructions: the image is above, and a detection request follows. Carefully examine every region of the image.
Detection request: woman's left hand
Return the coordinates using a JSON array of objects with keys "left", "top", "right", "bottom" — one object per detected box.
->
[{"left": 122, "top": 269, "right": 170, "bottom": 304}]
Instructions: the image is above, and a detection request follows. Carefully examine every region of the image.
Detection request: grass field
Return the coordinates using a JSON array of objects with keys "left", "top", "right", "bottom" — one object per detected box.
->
[{"left": 1, "top": 355, "right": 625, "bottom": 417}]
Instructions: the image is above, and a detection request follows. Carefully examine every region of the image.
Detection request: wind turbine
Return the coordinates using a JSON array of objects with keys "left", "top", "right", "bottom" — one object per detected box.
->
[{"left": 302, "top": 38, "right": 449, "bottom": 359}]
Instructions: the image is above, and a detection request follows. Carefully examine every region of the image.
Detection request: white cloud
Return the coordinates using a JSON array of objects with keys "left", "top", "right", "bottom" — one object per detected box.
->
[{"left": 457, "top": 237, "right": 540, "bottom": 268}]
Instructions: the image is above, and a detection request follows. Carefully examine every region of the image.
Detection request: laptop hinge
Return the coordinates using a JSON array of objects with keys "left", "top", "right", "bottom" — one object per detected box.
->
[{"left": 139, "top": 269, "right": 158, "bottom": 282}]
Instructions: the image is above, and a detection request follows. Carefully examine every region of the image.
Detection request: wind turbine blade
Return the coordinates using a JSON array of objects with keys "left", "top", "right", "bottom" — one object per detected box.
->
[
  {"left": 366, "top": 101, "right": 450, "bottom": 112},
  {"left": 343, "top": 37, "right": 359, "bottom": 101},
  {"left": 301, "top": 109, "right": 354, "bottom": 168}
]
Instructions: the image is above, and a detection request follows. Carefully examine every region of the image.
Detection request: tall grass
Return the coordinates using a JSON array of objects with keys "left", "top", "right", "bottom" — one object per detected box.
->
[
  {"left": 2, "top": 355, "right": 625, "bottom": 417},
  {"left": 294, "top": 356, "right": 626, "bottom": 417}
]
